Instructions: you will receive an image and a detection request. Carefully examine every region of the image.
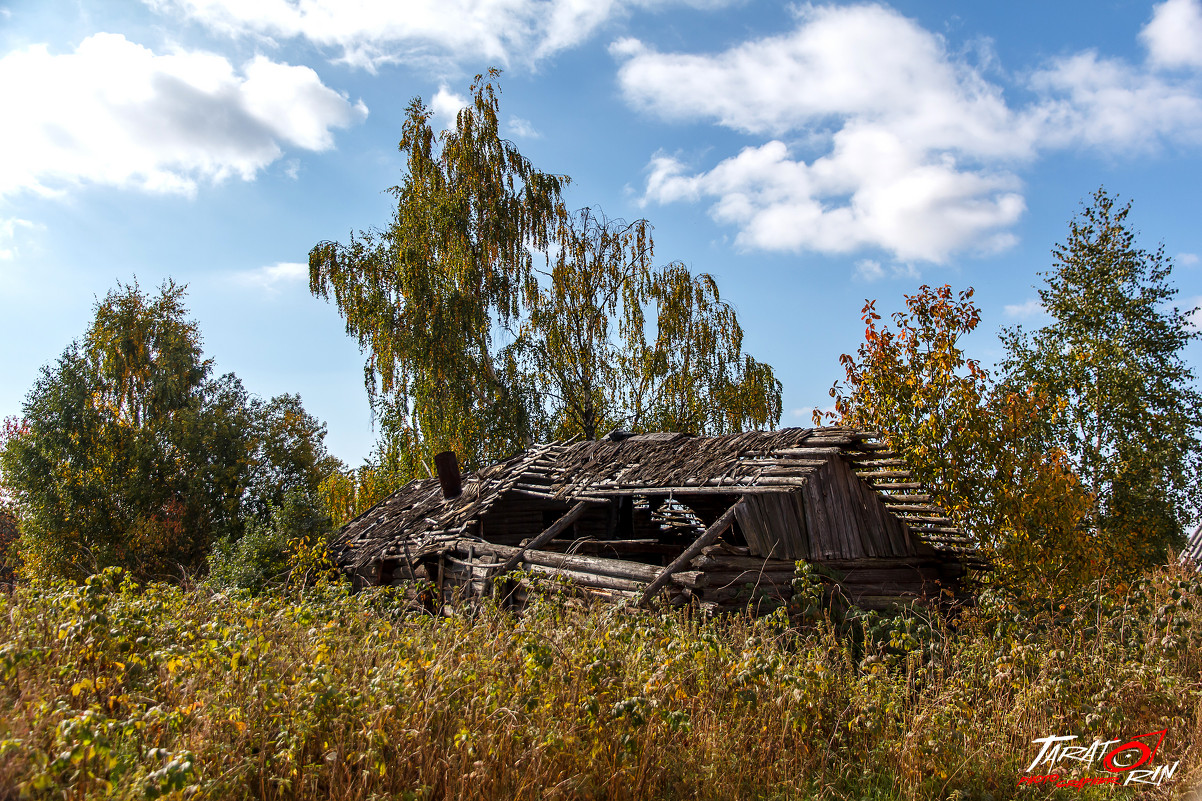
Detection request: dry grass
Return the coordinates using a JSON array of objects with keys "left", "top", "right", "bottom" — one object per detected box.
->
[{"left": 1, "top": 566, "right": 1200, "bottom": 800}]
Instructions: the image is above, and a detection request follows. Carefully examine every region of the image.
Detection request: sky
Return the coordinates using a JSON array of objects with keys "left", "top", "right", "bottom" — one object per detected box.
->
[{"left": 2, "top": 0, "right": 1202, "bottom": 467}]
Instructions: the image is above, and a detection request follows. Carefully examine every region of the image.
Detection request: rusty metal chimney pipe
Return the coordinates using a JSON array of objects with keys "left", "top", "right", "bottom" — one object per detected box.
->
[{"left": 434, "top": 450, "right": 462, "bottom": 499}]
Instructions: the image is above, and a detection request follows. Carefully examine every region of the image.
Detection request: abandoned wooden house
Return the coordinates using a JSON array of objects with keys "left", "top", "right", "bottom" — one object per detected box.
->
[{"left": 332, "top": 427, "right": 987, "bottom": 614}]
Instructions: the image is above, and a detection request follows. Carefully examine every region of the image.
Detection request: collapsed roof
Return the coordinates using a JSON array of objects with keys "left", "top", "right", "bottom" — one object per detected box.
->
[{"left": 333, "top": 427, "right": 986, "bottom": 612}]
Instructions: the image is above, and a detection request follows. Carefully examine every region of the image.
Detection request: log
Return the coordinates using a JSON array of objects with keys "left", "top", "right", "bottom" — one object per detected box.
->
[
  {"left": 692, "top": 554, "right": 797, "bottom": 571},
  {"left": 896, "top": 514, "right": 954, "bottom": 524},
  {"left": 758, "top": 467, "right": 827, "bottom": 477},
  {"left": 766, "top": 447, "right": 844, "bottom": 458},
  {"left": 639, "top": 498, "right": 745, "bottom": 605},
  {"left": 749, "top": 476, "right": 813, "bottom": 487},
  {"left": 844, "top": 450, "right": 897, "bottom": 461},
  {"left": 455, "top": 540, "right": 663, "bottom": 582},
  {"left": 797, "top": 437, "right": 856, "bottom": 447},
  {"left": 846, "top": 441, "right": 892, "bottom": 452},
  {"left": 696, "top": 569, "right": 798, "bottom": 587},
  {"left": 496, "top": 501, "right": 593, "bottom": 573},
  {"left": 882, "top": 503, "right": 941, "bottom": 513},
  {"left": 520, "top": 562, "right": 649, "bottom": 592}
]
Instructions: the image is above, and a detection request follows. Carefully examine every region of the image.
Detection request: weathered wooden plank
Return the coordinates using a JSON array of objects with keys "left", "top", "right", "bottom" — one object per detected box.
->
[
  {"left": 692, "top": 553, "right": 797, "bottom": 571},
  {"left": 852, "top": 458, "right": 908, "bottom": 468},
  {"left": 757, "top": 466, "right": 828, "bottom": 476},
  {"left": 882, "top": 503, "right": 942, "bottom": 513},
  {"left": 640, "top": 499, "right": 746, "bottom": 605},
  {"left": 802, "top": 473, "right": 834, "bottom": 560},
  {"left": 750, "top": 476, "right": 819, "bottom": 487},
  {"left": 734, "top": 497, "right": 770, "bottom": 556},
  {"left": 589, "top": 485, "right": 793, "bottom": 496},
  {"left": 908, "top": 526, "right": 965, "bottom": 535},
  {"left": 846, "top": 441, "right": 892, "bottom": 451},
  {"left": 827, "top": 459, "right": 860, "bottom": 559},
  {"left": 797, "top": 437, "right": 856, "bottom": 447},
  {"left": 695, "top": 568, "right": 798, "bottom": 586},
  {"left": 842, "top": 454, "right": 883, "bottom": 558},
  {"left": 856, "top": 470, "right": 911, "bottom": 479},
  {"left": 766, "top": 447, "right": 843, "bottom": 458},
  {"left": 848, "top": 454, "right": 891, "bottom": 557},
  {"left": 791, "top": 485, "right": 813, "bottom": 561},
  {"left": 741, "top": 457, "right": 830, "bottom": 466},
  {"left": 897, "top": 514, "right": 954, "bottom": 525}
]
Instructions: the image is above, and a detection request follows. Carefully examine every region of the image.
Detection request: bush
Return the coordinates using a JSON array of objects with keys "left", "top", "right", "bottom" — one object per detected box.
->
[
  {"left": 208, "top": 489, "right": 332, "bottom": 593},
  {"left": 1, "top": 562, "right": 1200, "bottom": 799}
]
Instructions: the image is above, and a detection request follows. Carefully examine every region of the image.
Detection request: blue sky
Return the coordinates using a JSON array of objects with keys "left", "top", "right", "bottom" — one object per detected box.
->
[{"left": 2, "top": 0, "right": 1202, "bottom": 467}]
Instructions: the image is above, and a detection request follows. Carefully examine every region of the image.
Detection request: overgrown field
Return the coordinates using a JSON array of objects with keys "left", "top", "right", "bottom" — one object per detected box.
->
[{"left": 1, "top": 568, "right": 1201, "bottom": 800}]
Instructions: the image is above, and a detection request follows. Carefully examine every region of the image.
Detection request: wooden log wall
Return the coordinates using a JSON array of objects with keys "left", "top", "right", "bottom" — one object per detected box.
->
[{"left": 425, "top": 536, "right": 964, "bottom": 617}]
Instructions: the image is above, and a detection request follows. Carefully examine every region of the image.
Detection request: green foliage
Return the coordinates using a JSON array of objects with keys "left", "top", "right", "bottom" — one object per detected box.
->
[
  {"left": 525, "top": 208, "right": 782, "bottom": 440},
  {"left": 311, "top": 69, "right": 567, "bottom": 477},
  {"left": 317, "top": 436, "right": 417, "bottom": 528},
  {"left": 1001, "top": 187, "right": 1202, "bottom": 570},
  {"left": 209, "top": 489, "right": 332, "bottom": 594},
  {"left": 311, "top": 72, "right": 781, "bottom": 481},
  {"left": 823, "top": 285, "right": 1095, "bottom": 592},
  {"left": 243, "top": 394, "right": 344, "bottom": 524},
  {"left": 0, "top": 281, "right": 340, "bottom": 582},
  {"left": 1, "top": 564, "right": 1199, "bottom": 800}
]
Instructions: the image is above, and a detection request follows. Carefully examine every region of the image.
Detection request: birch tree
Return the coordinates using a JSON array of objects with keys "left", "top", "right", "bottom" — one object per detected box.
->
[
  {"left": 311, "top": 72, "right": 782, "bottom": 482},
  {"left": 1001, "top": 188, "right": 1202, "bottom": 568}
]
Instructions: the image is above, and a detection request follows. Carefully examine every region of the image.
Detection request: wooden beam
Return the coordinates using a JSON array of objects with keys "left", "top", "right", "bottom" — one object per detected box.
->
[
  {"left": 456, "top": 540, "right": 662, "bottom": 582},
  {"left": 639, "top": 498, "right": 746, "bottom": 606},
  {"left": 495, "top": 501, "right": 592, "bottom": 574}
]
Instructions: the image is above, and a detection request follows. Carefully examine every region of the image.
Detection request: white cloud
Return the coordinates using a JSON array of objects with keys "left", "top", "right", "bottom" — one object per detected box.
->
[
  {"left": 507, "top": 116, "right": 542, "bottom": 139},
  {"left": 1003, "top": 297, "right": 1047, "bottom": 320},
  {"left": 431, "top": 85, "right": 469, "bottom": 132},
  {"left": 642, "top": 138, "right": 1024, "bottom": 262},
  {"left": 618, "top": 4, "right": 1031, "bottom": 263},
  {"left": 233, "top": 261, "right": 309, "bottom": 294},
  {"left": 617, "top": 2, "right": 1202, "bottom": 264},
  {"left": 1178, "top": 251, "right": 1199, "bottom": 265},
  {"left": 854, "top": 259, "right": 885, "bottom": 282},
  {"left": 1141, "top": 0, "right": 1202, "bottom": 69},
  {"left": 0, "top": 218, "right": 39, "bottom": 260},
  {"left": 0, "top": 33, "right": 367, "bottom": 200},
  {"left": 1028, "top": 51, "right": 1202, "bottom": 151},
  {"left": 145, "top": 0, "right": 730, "bottom": 71},
  {"left": 614, "top": 5, "right": 1028, "bottom": 156}
]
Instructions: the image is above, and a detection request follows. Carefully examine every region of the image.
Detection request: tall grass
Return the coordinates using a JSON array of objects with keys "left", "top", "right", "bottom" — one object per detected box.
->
[{"left": 1, "top": 566, "right": 1200, "bottom": 800}]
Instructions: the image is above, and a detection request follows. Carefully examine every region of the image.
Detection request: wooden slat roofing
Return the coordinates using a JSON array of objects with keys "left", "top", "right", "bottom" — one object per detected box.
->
[{"left": 334, "top": 427, "right": 977, "bottom": 570}]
